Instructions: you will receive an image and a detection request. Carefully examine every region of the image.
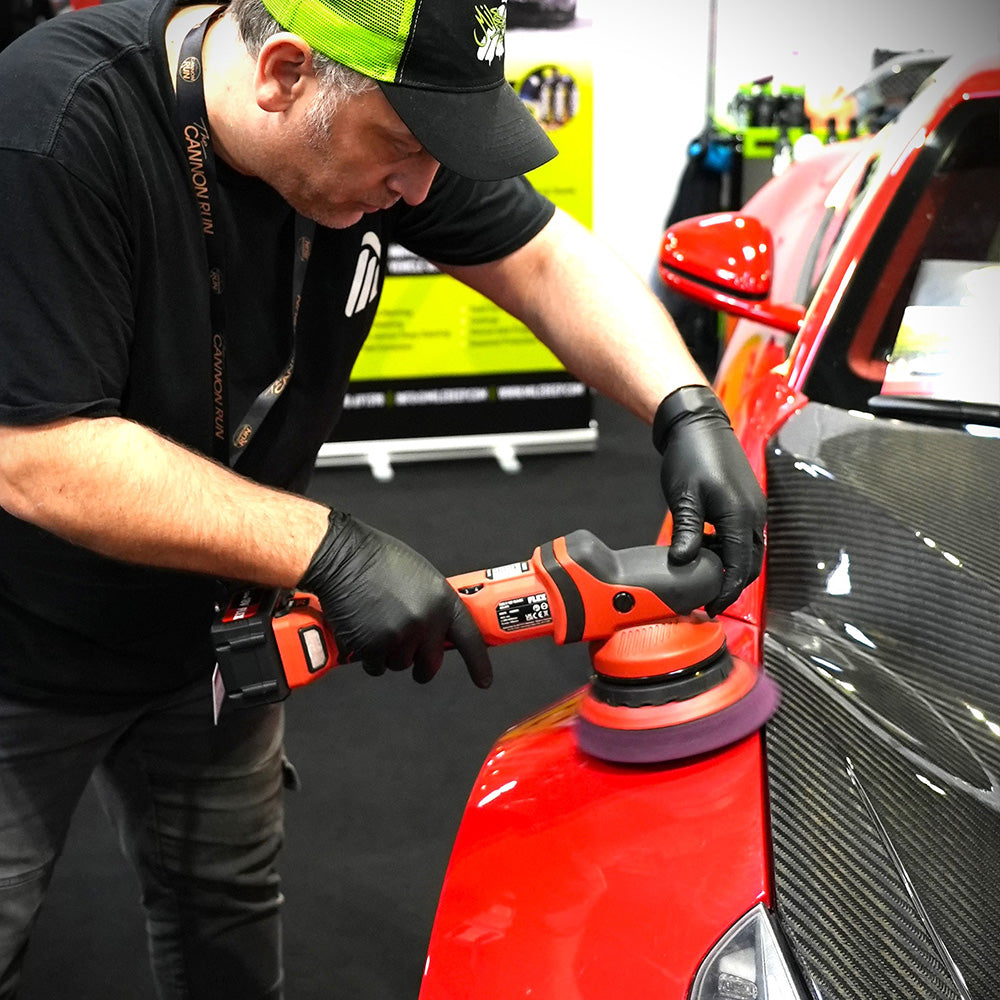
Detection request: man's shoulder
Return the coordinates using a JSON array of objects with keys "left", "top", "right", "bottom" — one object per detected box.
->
[
  {"left": 389, "top": 168, "right": 554, "bottom": 266},
  {"left": 0, "top": 0, "right": 169, "bottom": 160}
]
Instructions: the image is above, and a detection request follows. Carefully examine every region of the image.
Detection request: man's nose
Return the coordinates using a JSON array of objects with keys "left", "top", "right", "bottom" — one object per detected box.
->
[{"left": 390, "top": 151, "right": 440, "bottom": 206}]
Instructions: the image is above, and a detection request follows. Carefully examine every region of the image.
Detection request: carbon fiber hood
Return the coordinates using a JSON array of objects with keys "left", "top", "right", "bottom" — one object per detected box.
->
[{"left": 762, "top": 403, "right": 1000, "bottom": 1000}]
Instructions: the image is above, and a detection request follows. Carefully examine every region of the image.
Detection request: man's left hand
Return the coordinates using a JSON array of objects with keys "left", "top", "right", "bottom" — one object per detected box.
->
[{"left": 653, "top": 385, "right": 766, "bottom": 617}]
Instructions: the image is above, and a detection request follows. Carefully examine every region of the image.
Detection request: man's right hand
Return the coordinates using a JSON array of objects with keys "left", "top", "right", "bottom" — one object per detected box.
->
[{"left": 300, "top": 510, "right": 493, "bottom": 689}]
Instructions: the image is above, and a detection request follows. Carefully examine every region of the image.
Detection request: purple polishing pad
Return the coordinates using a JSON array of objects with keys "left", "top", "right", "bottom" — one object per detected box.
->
[{"left": 574, "top": 671, "right": 781, "bottom": 765}]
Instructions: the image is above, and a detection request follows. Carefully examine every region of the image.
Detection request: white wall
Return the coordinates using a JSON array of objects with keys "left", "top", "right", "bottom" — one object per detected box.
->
[{"left": 587, "top": 0, "right": 1000, "bottom": 279}]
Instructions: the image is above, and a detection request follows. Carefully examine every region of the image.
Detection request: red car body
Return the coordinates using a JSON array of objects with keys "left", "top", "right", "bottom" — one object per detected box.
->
[{"left": 419, "top": 50, "right": 1000, "bottom": 1000}]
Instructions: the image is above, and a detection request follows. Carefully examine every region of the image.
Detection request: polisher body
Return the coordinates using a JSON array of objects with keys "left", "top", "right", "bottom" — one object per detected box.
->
[{"left": 212, "top": 531, "right": 779, "bottom": 763}]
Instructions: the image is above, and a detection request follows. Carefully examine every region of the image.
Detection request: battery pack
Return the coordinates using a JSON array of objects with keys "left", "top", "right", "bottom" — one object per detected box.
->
[{"left": 211, "top": 588, "right": 338, "bottom": 708}]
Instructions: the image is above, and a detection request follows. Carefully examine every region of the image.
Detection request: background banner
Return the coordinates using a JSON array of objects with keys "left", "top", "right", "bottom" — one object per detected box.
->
[{"left": 320, "top": 13, "right": 595, "bottom": 470}]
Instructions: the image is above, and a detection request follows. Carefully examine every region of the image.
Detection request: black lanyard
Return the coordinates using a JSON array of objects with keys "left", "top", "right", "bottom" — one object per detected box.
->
[{"left": 174, "top": 9, "right": 315, "bottom": 467}]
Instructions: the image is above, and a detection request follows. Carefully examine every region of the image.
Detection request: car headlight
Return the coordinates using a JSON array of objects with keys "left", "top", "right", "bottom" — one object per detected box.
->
[{"left": 689, "top": 904, "right": 808, "bottom": 1000}]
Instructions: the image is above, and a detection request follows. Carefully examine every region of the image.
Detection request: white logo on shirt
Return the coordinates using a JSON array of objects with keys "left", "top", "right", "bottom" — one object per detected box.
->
[{"left": 345, "top": 231, "right": 382, "bottom": 317}]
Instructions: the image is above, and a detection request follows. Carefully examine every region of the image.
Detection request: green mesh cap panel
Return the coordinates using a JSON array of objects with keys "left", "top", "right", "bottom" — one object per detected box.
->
[{"left": 259, "top": 0, "right": 418, "bottom": 82}]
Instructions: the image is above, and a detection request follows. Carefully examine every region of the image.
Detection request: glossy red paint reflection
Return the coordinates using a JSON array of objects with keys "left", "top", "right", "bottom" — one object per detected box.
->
[
  {"left": 419, "top": 692, "right": 770, "bottom": 1000},
  {"left": 662, "top": 212, "right": 772, "bottom": 295},
  {"left": 660, "top": 213, "right": 805, "bottom": 334}
]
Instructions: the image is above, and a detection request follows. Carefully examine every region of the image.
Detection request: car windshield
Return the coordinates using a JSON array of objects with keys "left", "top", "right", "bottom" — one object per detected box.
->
[{"left": 804, "top": 95, "right": 1000, "bottom": 421}]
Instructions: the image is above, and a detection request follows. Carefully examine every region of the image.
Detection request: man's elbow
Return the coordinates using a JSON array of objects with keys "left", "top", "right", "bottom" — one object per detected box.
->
[
  {"left": 0, "top": 422, "right": 58, "bottom": 524},
  {"left": 0, "top": 425, "right": 28, "bottom": 518}
]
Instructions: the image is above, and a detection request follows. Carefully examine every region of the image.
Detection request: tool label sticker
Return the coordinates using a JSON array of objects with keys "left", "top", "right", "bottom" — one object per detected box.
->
[
  {"left": 223, "top": 588, "right": 260, "bottom": 623},
  {"left": 486, "top": 561, "right": 530, "bottom": 581},
  {"left": 497, "top": 593, "right": 552, "bottom": 632}
]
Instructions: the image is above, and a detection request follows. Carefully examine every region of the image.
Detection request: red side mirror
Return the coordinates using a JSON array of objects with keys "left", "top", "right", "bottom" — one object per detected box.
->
[{"left": 659, "top": 213, "right": 805, "bottom": 334}]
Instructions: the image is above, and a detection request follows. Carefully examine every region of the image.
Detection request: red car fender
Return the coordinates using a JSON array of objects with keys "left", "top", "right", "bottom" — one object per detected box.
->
[
  {"left": 419, "top": 693, "right": 771, "bottom": 1000},
  {"left": 420, "top": 383, "right": 800, "bottom": 999}
]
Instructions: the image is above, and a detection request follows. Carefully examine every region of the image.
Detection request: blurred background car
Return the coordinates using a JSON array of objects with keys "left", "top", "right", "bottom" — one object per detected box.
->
[{"left": 850, "top": 47, "right": 947, "bottom": 133}]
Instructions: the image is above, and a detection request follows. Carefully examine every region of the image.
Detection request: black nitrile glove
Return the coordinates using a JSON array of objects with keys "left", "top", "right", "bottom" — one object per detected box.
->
[
  {"left": 300, "top": 510, "right": 492, "bottom": 688},
  {"left": 653, "top": 385, "right": 766, "bottom": 616}
]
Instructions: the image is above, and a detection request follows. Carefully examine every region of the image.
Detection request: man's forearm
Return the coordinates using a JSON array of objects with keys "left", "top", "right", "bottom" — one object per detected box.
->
[
  {"left": 439, "top": 207, "right": 709, "bottom": 423},
  {"left": 0, "top": 416, "right": 329, "bottom": 586}
]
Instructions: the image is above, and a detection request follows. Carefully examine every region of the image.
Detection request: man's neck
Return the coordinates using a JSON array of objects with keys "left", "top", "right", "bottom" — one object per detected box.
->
[
  {"left": 164, "top": 3, "right": 222, "bottom": 84},
  {"left": 165, "top": 4, "right": 249, "bottom": 172}
]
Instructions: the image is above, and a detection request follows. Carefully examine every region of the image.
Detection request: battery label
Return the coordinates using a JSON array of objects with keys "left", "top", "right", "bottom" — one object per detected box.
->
[
  {"left": 224, "top": 589, "right": 261, "bottom": 623},
  {"left": 496, "top": 592, "right": 552, "bottom": 632},
  {"left": 486, "top": 561, "right": 530, "bottom": 582}
]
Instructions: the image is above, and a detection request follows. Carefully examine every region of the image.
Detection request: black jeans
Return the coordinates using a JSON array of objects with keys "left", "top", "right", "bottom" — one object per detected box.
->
[{"left": 0, "top": 677, "right": 286, "bottom": 999}]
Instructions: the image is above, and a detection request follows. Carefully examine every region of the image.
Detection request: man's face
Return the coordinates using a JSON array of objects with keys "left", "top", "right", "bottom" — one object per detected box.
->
[{"left": 264, "top": 87, "right": 441, "bottom": 229}]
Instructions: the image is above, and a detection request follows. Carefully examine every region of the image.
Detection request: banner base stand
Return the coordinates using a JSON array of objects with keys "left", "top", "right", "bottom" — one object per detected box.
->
[{"left": 315, "top": 423, "right": 599, "bottom": 482}]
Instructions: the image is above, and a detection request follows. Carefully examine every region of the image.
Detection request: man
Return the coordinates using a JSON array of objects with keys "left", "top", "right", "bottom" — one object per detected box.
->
[{"left": 0, "top": 0, "right": 766, "bottom": 995}]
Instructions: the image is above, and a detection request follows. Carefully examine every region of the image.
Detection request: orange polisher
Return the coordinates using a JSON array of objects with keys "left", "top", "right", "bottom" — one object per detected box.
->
[{"left": 212, "top": 530, "right": 779, "bottom": 764}]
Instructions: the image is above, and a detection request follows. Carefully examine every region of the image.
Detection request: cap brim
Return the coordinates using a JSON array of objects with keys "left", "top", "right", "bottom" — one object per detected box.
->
[{"left": 378, "top": 80, "right": 557, "bottom": 181}]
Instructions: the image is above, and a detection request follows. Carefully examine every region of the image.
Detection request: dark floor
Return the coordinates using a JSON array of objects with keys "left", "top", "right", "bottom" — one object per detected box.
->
[{"left": 18, "top": 393, "right": 666, "bottom": 999}]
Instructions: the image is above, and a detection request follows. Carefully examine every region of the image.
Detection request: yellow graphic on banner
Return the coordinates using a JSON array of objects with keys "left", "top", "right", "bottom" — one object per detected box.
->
[{"left": 349, "top": 49, "right": 593, "bottom": 383}]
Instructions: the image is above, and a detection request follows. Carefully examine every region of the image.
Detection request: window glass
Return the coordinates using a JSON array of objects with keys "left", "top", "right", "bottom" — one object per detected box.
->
[
  {"left": 805, "top": 97, "right": 1000, "bottom": 416},
  {"left": 881, "top": 259, "right": 1000, "bottom": 405}
]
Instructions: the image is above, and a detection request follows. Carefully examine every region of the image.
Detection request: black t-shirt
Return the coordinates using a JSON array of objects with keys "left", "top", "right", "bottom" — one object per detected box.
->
[{"left": 0, "top": 0, "right": 554, "bottom": 706}]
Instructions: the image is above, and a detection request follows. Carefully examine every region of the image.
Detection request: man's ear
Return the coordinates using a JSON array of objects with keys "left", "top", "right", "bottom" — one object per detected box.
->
[{"left": 254, "top": 33, "right": 315, "bottom": 112}]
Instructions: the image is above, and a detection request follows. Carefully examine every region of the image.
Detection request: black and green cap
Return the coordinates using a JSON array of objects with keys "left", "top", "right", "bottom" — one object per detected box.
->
[{"left": 258, "top": 0, "right": 558, "bottom": 180}]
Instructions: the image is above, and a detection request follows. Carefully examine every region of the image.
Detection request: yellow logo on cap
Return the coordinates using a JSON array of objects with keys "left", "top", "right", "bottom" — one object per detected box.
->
[{"left": 474, "top": 3, "right": 506, "bottom": 64}]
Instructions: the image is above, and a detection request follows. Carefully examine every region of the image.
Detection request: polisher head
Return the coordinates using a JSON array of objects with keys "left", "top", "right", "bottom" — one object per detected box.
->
[{"left": 573, "top": 618, "right": 781, "bottom": 765}]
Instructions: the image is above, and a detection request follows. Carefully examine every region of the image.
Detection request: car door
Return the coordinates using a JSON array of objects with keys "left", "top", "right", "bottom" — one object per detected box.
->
[{"left": 762, "top": 86, "right": 1000, "bottom": 1000}]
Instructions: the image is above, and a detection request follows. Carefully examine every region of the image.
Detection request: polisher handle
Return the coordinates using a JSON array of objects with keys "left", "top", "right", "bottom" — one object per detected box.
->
[
  {"left": 541, "top": 530, "right": 723, "bottom": 643},
  {"left": 448, "top": 530, "right": 724, "bottom": 646}
]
